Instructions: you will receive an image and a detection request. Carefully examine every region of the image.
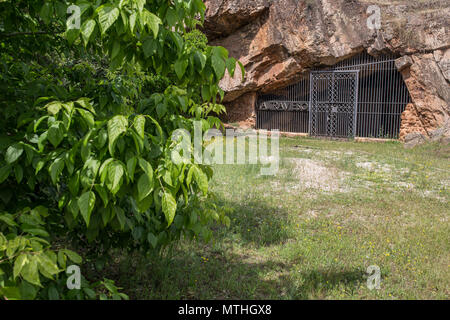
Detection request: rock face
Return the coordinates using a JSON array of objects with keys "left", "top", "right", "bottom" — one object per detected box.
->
[
  {"left": 204, "top": 0, "right": 450, "bottom": 139},
  {"left": 404, "top": 132, "right": 428, "bottom": 149}
]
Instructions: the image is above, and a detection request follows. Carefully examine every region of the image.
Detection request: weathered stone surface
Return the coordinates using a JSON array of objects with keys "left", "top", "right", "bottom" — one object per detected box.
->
[
  {"left": 400, "top": 103, "right": 427, "bottom": 141},
  {"left": 434, "top": 49, "right": 450, "bottom": 82},
  {"left": 398, "top": 53, "right": 450, "bottom": 134},
  {"left": 204, "top": 0, "right": 450, "bottom": 139},
  {"left": 429, "top": 119, "right": 450, "bottom": 145},
  {"left": 221, "top": 91, "right": 257, "bottom": 124},
  {"left": 395, "top": 56, "right": 413, "bottom": 72},
  {"left": 203, "top": 0, "right": 271, "bottom": 40},
  {"left": 404, "top": 132, "right": 428, "bottom": 149}
]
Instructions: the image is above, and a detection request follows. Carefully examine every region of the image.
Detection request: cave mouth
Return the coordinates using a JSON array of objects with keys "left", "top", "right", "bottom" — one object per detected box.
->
[{"left": 256, "top": 51, "right": 411, "bottom": 139}]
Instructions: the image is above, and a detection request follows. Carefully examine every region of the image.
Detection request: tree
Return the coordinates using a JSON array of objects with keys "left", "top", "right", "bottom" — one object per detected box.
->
[{"left": 0, "top": 0, "right": 243, "bottom": 300}]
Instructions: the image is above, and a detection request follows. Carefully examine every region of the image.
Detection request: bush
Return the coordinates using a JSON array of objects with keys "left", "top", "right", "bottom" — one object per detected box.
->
[{"left": 0, "top": 0, "right": 243, "bottom": 300}]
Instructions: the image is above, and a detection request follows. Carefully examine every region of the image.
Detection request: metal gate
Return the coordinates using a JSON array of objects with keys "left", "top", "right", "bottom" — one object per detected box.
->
[
  {"left": 309, "top": 71, "right": 359, "bottom": 138},
  {"left": 256, "top": 75, "right": 310, "bottom": 133}
]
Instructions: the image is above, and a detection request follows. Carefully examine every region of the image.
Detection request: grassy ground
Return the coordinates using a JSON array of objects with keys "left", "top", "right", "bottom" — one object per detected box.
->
[{"left": 115, "top": 137, "right": 449, "bottom": 300}]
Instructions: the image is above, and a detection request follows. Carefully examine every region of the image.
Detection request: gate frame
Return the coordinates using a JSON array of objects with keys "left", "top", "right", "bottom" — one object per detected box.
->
[{"left": 308, "top": 70, "right": 360, "bottom": 138}]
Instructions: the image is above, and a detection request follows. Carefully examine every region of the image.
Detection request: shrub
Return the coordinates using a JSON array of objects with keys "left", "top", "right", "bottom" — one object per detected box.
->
[{"left": 0, "top": 0, "right": 243, "bottom": 300}]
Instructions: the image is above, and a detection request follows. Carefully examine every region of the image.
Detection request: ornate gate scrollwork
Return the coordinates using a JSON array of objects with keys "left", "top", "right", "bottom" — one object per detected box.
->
[{"left": 309, "top": 71, "right": 359, "bottom": 138}]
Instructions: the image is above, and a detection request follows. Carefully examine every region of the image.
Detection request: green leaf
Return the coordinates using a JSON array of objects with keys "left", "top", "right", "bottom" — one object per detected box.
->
[
  {"left": 98, "top": 5, "right": 120, "bottom": 34},
  {"left": 19, "top": 281, "right": 37, "bottom": 300},
  {"left": 170, "top": 32, "right": 184, "bottom": 52},
  {"left": 0, "top": 165, "right": 11, "bottom": 183},
  {"left": 75, "top": 98, "right": 96, "bottom": 115},
  {"left": 114, "top": 207, "right": 126, "bottom": 230},
  {"left": 156, "top": 103, "right": 167, "bottom": 118},
  {"left": 81, "top": 19, "right": 96, "bottom": 45},
  {"left": 34, "top": 115, "right": 49, "bottom": 132},
  {"left": 38, "top": 131, "right": 48, "bottom": 151},
  {"left": 138, "top": 158, "right": 153, "bottom": 176},
  {"left": 78, "top": 191, "right": 96, "bottom": 226},
  {"left": 106, "top": 162, "right": 124, "bottom": 195},
  {"left": 174, "top": 58, "right": 188, "bottom": 79},
  {"left": 186, "top": 166, "right": 194, "bottom": 186},
  {"left": 39, "top": 2, "right": 53, "bottom": 24},
  {"left": 99, "top": 158, "right": 115, "bottom": 183},
  {"left": 76, "top": 108, "right": 95, "bottom": 127},
  {"left": 49, "top": 157, "right": 65, "bottom": 185},
  {"left": 63, "top": 249, "right": 82, "bottom": 264},
  {"left": 13, "top": 254, "right": 28, "bottom": 279},
  {"left": 136, "top": 194, "right": 153, "bottom": 213},
  {"left": 137, "top": 172, "right": 153, "bottom": 201},
  {"left": 46, "top": 101, "right": 62, "bottom": 115},
  {"left": 142, "top": 10, "right": 161, "bottom": 38},
  {"left": 95, "top": 129, "right": 108, "bottom": 149},
  {"left": 226, "top": 57, "right": 237, "bottom": 77},
  {"left": 65, "top": 28, "right": 80, "bottom": 45},
  {"left": 194, "top": 167, "right": 208, "bottom": 195},
  {"left": 0, "top": 286, "right": 21, "bottom": 300},
  {"left": 194, "top": 51, "right": 206, "bottom": 71},
  {"left": 147, "top": 232, "right": 157, "bottom": 248},
  {"left": 81, "top": 158, "right": 100, "bottom": 188},
  {"left": 133, "top": 115, "right": 146, "bottom": 139},
  {"left": 48, "top": 122, "right": 64, "bottom": 147},
  {"left": 57, "top": 250, "right": 66, "bottom": 269},
  {"left": 95, "top": 185, "right": 109, "bottom": 207},
  {"left": 238, "top": 60, "right": 245, "bottom": 81},
  {"left": 129, "top": 12, "right": 137, "bottom": 33},
  {"left": 68, "top": 171, "right": 80, "bottom": 196},
  {"left": 127, "top": 157, "right": 137, "bottom": 182},
  {"left": 142, "top": 37, "right": 157, "bottom": 58},
  {"left": 37, "top": 253, "right": 60, "bottom": 278},
  {"left": 107, "top": 115, "right": 128, "bottom": 157},
  {"left": 5, "top": 143, "right": 24, "bottom": 164},
  {"left": 212, "top": 46, "right": 229, "bottom": 60},
  {"left": 0, "top": 214, "right": 17, "bottom": 227},
  {"left": 165, "top": 7, "right": 178, "bottom": 27},
  {"left": 83, "top": 288, "right": 96, "bottom": 299},
  {"left": 135, "top": 0, "right": 145, "bottom": 12},
  {"left": 23, "top": 228, "right": 49, "bottom": 237},
  {"left": 162, "top": 192, "right": 177, "bottom": 226},
  {"left": 14, "top": 164, "right": 23, "bottom": 183},
  {"left": 111, "top": 40, "right": 121, "bottom": 60},
  {"left": 48, "top": 286, "right": 60, "bottom": 300},
  {"left": 201, "top": 85, "right": 211, "bottom": 102},
  {"left": 211, "top": 54, "right": 226, "bottom": 79},
  {"left": 21, "top": 256, "right": 40, "bottom": 287}
]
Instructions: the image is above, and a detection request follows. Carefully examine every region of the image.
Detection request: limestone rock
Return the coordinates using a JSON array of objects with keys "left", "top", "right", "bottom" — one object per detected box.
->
[
  {"left": 429, "top": 119, "right": 450, "bottom": 144},
  {"left": 398, "top": 53, "right": 450, "bottom": 134},
  {"left": 203, "top": 0, "right": 271, "bottom": 40},
  {"left": 404, "top": 132, "right": 428, "bottom": 149},
  {"left": 399, "top": 103, "right": 427, "bottom": 141},
  {"left": 395, "top": 56, "right": 413, "bottom": 72}
]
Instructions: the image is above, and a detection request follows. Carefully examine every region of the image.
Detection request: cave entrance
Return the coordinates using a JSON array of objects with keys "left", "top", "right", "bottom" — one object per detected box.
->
[{"left": 256, "top": 52, "right": 411, "bottom": 139}]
